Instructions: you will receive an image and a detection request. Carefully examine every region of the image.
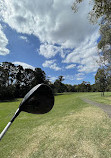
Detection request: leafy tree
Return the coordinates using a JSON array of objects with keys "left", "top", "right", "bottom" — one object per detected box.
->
[
  {"left": 72, "top": 0, "right": 111, "bottom": 67},
  {"left": 20, "top": 68, "right": 35, "bottom": 96},
  {"left": 58, "top": 76, "right": 64, "bottom": 82},
  {"left": 65, "top": 84, "right": 74, "bottom": 92},
  {"left": 32, "top": 68, "right": 47, "bottom": 86},
  {"left": 14, "top": 65, "right": 24, "bottom": 97},
  {"left": 91, "top": 84, "right": 97, "bottom": 92},
  {"left": 23, "top": 69, "right": 34, "bottom": 86},
  {"left": 74, "top": 81, "right": 91, "bottom": 92},
  {"left": 0, "top": 62, "right": 16, "bottom": 86},
  {"left": 0, "top": 66, "right": 8, "bottom": 87},
  {"left": 0, "top": 62, "right": 51, "bottom": 99},
  {"left": 105, "top": 66, "right": 111, "bottom": 91},
  {"left": 95, "top": 67, "right": 107, "bottom": 96},
  {"left": 98, "top": 21, "right": 111, "bottom": 66},
  {"left": 0, "top": 64, "right": 16, "bottom": 99},
  {"left": 54, "top": 76, "right": 66, "bottom": 93},
  {"left": 72, "top": 0, "right": 111, "bottom": 23},
  {"left": 0, "top": 66, "right": 8, "bottom": 99}
]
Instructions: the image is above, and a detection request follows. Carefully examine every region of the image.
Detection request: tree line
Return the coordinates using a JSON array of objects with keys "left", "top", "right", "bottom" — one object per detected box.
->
[
  {"left": 0, "top": 61, "right": 111, "bottom": 100},
  {"left": 0, "top": 62, "right": 49, "bottom": 100}
]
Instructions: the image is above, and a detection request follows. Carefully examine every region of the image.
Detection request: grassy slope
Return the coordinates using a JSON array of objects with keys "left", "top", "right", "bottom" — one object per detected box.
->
[{"left": 0, "top": 93, "right": 111, "bottom": 158}]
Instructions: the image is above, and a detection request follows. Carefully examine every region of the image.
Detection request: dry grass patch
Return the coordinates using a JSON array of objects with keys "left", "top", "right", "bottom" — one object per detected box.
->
[
  {"left": 11, "top": 107, "right": 111, "bottom": 158},
  {"left": 79, "top": 140, "right": 99, "bottom": 158}
]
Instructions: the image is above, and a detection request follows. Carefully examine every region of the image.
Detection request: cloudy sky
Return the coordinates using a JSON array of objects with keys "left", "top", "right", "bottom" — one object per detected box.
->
[{"left": 0, "top": 0, "right": 100, "bottom": 85}]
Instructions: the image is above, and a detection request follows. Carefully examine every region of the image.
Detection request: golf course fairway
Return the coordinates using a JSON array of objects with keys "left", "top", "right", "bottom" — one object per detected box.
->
[{"left": 0, "top": 92, "right": 111, "bottom": 158}]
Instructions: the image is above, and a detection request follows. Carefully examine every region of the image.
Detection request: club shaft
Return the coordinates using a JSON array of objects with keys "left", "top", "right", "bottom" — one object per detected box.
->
[
  {"left": 10, "top": 108, "right": 20, "bottom": 123},
  {"left": 0, "top": 122, "right": 12, "bottom": 141},
  {"left": 0, "top": 108, "right": 20, "bottom": 141}
]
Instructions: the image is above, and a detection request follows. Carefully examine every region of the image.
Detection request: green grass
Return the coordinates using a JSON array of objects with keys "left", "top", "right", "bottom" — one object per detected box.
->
[
  {"left": 80, "top": 92, "right": 111, "bottom": 105},
  {"left": 0, "top": 93, "right": 111, "bottom": 158}
]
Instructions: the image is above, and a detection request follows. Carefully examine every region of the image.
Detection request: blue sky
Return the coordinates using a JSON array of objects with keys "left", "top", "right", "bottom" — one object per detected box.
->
[{"left": 0, "top": 0, "right": 100, "bottom": 85}]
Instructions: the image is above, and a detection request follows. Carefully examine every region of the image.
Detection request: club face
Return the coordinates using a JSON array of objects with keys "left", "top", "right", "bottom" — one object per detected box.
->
[{"left": 19, "top": 84, "right": 54, "bottom": 114}]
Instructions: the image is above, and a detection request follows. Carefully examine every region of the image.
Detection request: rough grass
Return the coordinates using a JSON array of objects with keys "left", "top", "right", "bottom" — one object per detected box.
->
[
  {"left": 82, "top": 92, "right": 111, "bottom": 105},
  {"left": 0, "top": 93, "right": 111, "bottom": 158}
]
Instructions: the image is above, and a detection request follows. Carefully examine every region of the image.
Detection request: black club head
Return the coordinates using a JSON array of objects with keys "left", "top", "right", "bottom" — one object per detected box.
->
[{"left": 19, "top": 84, "right": 54, "bottom": 114}]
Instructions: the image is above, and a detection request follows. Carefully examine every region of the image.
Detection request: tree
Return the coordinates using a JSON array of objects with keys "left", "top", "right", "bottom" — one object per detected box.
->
[
  {"left": 0, "top": 66, "right": 8, "bottom": 87},
  {"left": 0, "top": 62, "right": 16, "bottom": 86},
  {"left": 72, "top": 0, "right": 111, "bottom": 67},
  {"left": 32, "top": 68, "right": 47, "bottom": 86},
  {"left": 91, "top": 84, "right": 97, "bottom": 92},
  {"left": 23, "top": 69, "right": 34, "bottom": 87},
  {"left": 65, "top": 84, "right": 76, "bottom": 92},
  {"left": 0, "top": 63, "right": 16, "bottom": 99},
  {"left": 15, "top": 65, "right": 24, "bottom": 97},
  {"left": 54, "top": 76, "right": 66, "bottom": 93},
  {"left": 98, "top": 21, "right": 111, "bottom": 66},
  {"left": 72, "top": 0, "right": 111, "bottom": 23},
  {"left": 74, "top": 81, "right": 91, "bottom": 92},
  {"left": 95, "top": 67, "right": 107, "bottom": 96},
  {"left": 58, "top": 76, "right": 64, "bottom": 82},
  {"left": 20, "top": 68, "right": 35, "bottom": 96},
  {"left": 105, "top": 66, "right": 111, "bottom": 91},
  {"left": 0, "top": 61, "right": 51, "bottom": 99}
]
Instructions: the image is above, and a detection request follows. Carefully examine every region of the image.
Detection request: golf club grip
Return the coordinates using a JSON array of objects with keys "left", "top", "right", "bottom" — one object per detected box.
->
[{"left": 0, "top": 122, "right": 12, "bottom": 141}]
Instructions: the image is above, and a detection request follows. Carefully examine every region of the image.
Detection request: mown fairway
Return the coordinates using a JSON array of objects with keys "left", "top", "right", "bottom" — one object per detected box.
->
[{"left": 0, "top": 92, "right": 111, "bottom": 158}]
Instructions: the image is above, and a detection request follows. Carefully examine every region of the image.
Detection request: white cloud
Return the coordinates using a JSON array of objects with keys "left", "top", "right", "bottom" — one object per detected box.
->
[
  {"left": 42, "top": 60, "right": 61, "bottom": 71},
  {"left": 13, "top": 61, "right": 35, "bottom": 70},
  {"left": 0, "top": 24, "right": 9, "bottom": 55},
  {"left": 39, "top": 43, "right": 64, "bottom": 58},
  {"left": 77, "top": 57, "right": 99, "bottom": 73},
  {"left": 63, "top": 31, "right": 100, "bottom": 73},
  {"left": 48, "top": 76, "right": 57, "bottom": 82},
  {"left": 0, "top": 0, "right": 100, "bottom": 74},
  {"left": 64, "top": 75, "right": 75, "bottom": 81},
  {"left": 0, "top": 0, "right": 98, "bottom": 48},
  {"left": 42, "top": 60, "right": 55, "bottom": 67},
  {"left": 75, "top": 73, "right": 85, "bottom": 81},
  {"left": 76, "top": 73, "right": 84, "bottom": 77},
  {"left": 65, "top": 64, "right": 76, "bottom": 69},
  {"left": 63, "top": 74, "right": 85, "bottom": 81},
  {"left": 76, "top": 77, "right": 84, "bottom": 81},
  {"left": 19, "top": 35, "right": 28, "bottom": 42},
  {"left": 50, "top": 63, "right": 61, "bottom": 71}
]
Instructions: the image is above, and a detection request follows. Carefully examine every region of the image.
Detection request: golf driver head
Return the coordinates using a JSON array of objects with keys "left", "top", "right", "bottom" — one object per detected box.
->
[{"left": 19, "top": 84, "right": 54, "bottom": 114}]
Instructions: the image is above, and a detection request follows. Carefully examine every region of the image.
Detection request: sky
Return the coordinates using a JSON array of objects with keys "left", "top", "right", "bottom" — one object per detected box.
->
[{"left": 0, "top": 0, "right": 100, "bottom": 85}]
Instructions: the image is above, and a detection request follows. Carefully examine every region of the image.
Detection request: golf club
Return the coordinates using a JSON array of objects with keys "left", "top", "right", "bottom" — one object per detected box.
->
[{"left": 0, "top": 84, "right": 54, "bottom": 141}]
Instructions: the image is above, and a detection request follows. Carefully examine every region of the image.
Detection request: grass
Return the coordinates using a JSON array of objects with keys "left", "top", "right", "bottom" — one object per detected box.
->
[
  {"left": 0, "top": 93, "right": 111, "bottom": 158},
  {"left": 81, "top": 92, "right": 111, "bottom": 105}
]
